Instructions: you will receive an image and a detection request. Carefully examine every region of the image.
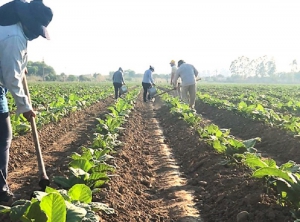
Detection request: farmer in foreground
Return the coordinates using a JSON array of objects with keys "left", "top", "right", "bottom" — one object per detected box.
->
[
  {"left": 112, "top": 67, "right": 125, "bottom": 99},
  {"left": 142, "top": 65, "right": 155, "bottom": 102},
  {"left": 0, "top": 0, "right": 53, "bottom": 204},
  {"left": 173, "top": 60, "right": 199, "bottom": 109},
  {"left": 170, "top": 60, "right": 181, "bottom": 100}
]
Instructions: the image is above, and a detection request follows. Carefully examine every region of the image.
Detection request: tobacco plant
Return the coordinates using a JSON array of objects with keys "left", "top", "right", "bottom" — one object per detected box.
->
[{"left": 0, "top": 184, "right": 114, "bottom": 222}]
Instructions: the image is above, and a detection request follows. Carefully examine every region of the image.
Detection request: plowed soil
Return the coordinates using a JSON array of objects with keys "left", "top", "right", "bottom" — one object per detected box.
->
[{"left": 1, "top": 91, "right": 298, "bottom": 222}]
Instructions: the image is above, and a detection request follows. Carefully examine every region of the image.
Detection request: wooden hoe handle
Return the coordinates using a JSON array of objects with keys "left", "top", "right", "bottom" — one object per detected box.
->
[{"left": 22, "top": 76, "right": 50, "bottom": 190}]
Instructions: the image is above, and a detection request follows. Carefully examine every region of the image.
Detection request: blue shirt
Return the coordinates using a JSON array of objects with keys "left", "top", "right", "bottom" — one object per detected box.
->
[
  {"left": 142, "top": 69, "right": 154, "bottom": 84},
  {"left": 0, "top": 86, "right": 8, "bottom": 113},
  {"left": 112, "top": 70, "right": 124, "bottom": 84}
]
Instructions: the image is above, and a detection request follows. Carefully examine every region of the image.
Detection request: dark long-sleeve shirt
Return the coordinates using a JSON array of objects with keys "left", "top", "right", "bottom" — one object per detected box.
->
[{"left": 112, "top": 70, "right": 124, "bottom": 84}]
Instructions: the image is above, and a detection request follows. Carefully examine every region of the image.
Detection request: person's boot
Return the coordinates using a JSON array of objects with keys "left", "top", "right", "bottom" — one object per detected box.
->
[{"left": 0, "top": 191, "right": 15, "bottom": 206}]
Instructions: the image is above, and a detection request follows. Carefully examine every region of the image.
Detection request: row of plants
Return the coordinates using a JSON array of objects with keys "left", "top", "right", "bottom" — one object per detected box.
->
[
  {"left": 198, "top": 84, "right": 300, "bottom": 116},
  {"left": 161, "top": 93, "right": 300, "bottom": 221},
  {"left": 8, "top": 82, "right": 114, "bottom": 136},
  {"left": 197, "top": 91, "right": 300, "bottom": 136},
  {"left": 0, "top": 89, "right": 140, "bottom": 222}
]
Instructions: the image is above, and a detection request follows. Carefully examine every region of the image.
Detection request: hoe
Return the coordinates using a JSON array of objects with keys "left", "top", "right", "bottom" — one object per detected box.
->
[
  {"left": 153, "top": 78, "right": 202, "bottom": 97},
  {"left": 22, "top": 76, "right": 50, "bottom": 191}
]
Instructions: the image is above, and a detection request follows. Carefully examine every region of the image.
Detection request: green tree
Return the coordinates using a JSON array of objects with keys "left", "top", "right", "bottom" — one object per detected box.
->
[
  {"left": 79, "top": 75, "right": 91, "bottom": 81},
  {"left": 67, "top": 75, "right": 78, "bottom": 82},
  {"left": 59, "top": 73, "right": 67, "bottom": 82},
  {"left": 266, "top": 59, "right": 276, "bottom": 77},
  {"left": 45, "top": 73, "right": 57, "bottom": 81},
  {"left": 109, "top": 71, "right": 114, "bottom": 79},
  {"left": 27, "top": 62, "right": 38, "bottom": 76},
  {"left": 124, "top": 69, "right": 136, "bottom": 78},
  {"left": 229, "top": 56, "right": 250, "bottom": 78},
  {"left": 254, "top": 56, "right": 268, "bottom": 77},
  {"left": 26, "top": 61, "right": 56, "bottom": 81}
]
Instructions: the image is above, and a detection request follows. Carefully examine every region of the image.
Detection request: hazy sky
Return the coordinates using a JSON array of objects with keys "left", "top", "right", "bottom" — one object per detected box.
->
[{"left": 1, "top": 0, "right": 300, "bottom": 75}]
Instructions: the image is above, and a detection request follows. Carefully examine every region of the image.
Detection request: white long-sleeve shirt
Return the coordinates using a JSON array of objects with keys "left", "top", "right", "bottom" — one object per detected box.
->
[
  {"left": 173, "top": 63, "right": 198, "bottom": 87},
  {"left": 0, "top": 23, "right": 32, "bottom": 114},
  {"left": 142, "top": 69, "right": 154, "bottom": 84}
]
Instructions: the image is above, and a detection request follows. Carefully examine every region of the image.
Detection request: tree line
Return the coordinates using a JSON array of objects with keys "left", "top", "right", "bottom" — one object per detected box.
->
[
  {"left": 228, "top": 56, "right": 299, "bottom": 83},
  {"left": 27, "top": 61, "right": 170, "bottom": 82},
  {"left": 27, "top": 58, "right": 300, "bottom": 83}
]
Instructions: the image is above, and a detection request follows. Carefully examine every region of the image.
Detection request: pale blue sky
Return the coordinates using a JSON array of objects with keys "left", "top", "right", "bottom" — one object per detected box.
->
[{"left": 1, "top": 0, "right": 300, "bottom": 75}]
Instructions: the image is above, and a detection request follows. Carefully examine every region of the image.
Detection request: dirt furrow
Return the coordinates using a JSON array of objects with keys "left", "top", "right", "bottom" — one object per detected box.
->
[
  {"left": 155, "top": 99, "right": 293, "bottom": 222},
  {"left": 97, "top": 95, "right": 202, "bottom": 222},
  {"left": 7, "top": 98, "right": 113, "bottom": 199}
]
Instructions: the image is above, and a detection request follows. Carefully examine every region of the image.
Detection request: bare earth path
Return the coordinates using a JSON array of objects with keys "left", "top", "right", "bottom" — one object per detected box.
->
[{"left": 97, "top": 95, "right": 202, "bottom": 222}]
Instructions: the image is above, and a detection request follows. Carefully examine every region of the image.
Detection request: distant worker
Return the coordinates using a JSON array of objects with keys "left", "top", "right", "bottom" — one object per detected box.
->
[
  {"left": 112, "top": 67, "right": 125, "bottom": 99},
  {"left": 0, "top": 0, "right": 53, "bottom": 204},
  {"left": 142, "top": 65, "right": 155, "bottom": 102},
  {"left": 170, "top": 60, "right": 181, "bottom": 100},
  {"left": 173, "top": 60, "right": 199, "bottom": 109}
]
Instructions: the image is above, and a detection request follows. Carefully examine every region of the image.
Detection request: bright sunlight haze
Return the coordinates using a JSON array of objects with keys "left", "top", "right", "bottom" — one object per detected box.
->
[{"left": 1, "top": 0, "right": 299, "bottom": 76}]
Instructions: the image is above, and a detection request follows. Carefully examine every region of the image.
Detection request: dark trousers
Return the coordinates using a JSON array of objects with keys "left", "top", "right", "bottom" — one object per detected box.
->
[
  {"left": 113, "top": 82, "right": 122, "bottom": 99},
  {"left": 142, "top": 82, "right": 152, "bottom": 102},
  {"left": 0, "top": 112, "right": 12, "bottom": 192}
]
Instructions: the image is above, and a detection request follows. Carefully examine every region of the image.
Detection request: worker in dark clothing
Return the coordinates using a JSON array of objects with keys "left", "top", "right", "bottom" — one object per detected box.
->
[{"left": 112, "top": 67, "right": 125, "bottom": 99}]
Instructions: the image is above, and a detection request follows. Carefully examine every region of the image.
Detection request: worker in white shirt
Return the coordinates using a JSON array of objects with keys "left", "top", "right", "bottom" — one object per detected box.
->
[
  {"left": 0, "top": 0, "right": 53, "bottom": 204},
  {"left": 173, "top": 60, "right": 199, "bottom": 109},
  {"left": 170, "top": 60, "right": 181, "bottom": 100}
]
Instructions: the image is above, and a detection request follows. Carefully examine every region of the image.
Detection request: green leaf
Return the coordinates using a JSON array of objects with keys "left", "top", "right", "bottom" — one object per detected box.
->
[
  {"left": 45, "top": 187, "right": 59, "bottom": 194},
  {"left": 12, "top": 199, "right": 31, "bottom": 207},
  {"left": 57, "top": 190, "right": 72, "bottom": 202},
  {"left": 82, "top": 209, "right": 100, "bottom": 222},
  {"left": 92, "top": 180, "right": 106, "bottom": 188},
  {"left": 53, "top": 176, "right": 73, "bottom": 190},
  {"left": 65, "top": 201, "right": 87, "bottom": 222},
  {"left": 32, "top": 191, "right": 49, "bottom": 201},
  {"left": 70, "top": 153, "right": 82, "bottom": 160},
  {"left": 207, "top": 124, "right": 223, "bottom": 137},
  {"left": 69, "top": 159, "right": 93, "bottom": 172},
  {"left": 81, "top": 149, "right": 94, "bottom": 161},
  {"left": 19, "top": 216, "right": 31, "bottom": 222},
  {"left": 253, "top": 167, "right": 296, "bottom": 184},
  {"left": 26, "top": 200, "right": 47, "bottom": 222},
  {"left": 280, "top": 160, "right": 300, "bottom": 173},
  {"left": 263, "top": 158, "right": 277, "bottom": 168},
  {"left": 91, "top": 164, "right": 115, "bottom": 173},
  {"left": 9, "top": 200, "right": 31, "bottom": 221},
  {"left": 0, "top": 205, "right": 11, "bottom": 213},
  {"left": 243, "top": 137, "right": 261, "bottom": 148},
  {"left": 89, "top": 172, "right": 109, "bottom": 181},
  {"left": 40, "top": 193, "right": 67, "bottom": 222},
  {"left": 212, "top": 140, "right": 226, "bottom": 153},
  {"left": 94, "top": 148, "right": 111, "bottom": 159},
  {"left": 68, "top": 175, "right": 86, "bottom": 186},
  {"left": 238, "top": 101, "right": 247, "bottom": 110},
  {"left": 244, "top": 157, "right": 268, "bottom": 170},
  {"left": 89, "top": 202, "right": 115, "bottom": 214},
  {"left": 68, "top": 184, "right": 92, "bottom": 203},
  {"left": 227, "top": 138, "right": 244, "bottom": 148},
  {"left": 70, "top": 167, "right": 90, "bottom": 178},
  {"left": 256, "top": 104, "right": 265, "bottom": 112}
]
